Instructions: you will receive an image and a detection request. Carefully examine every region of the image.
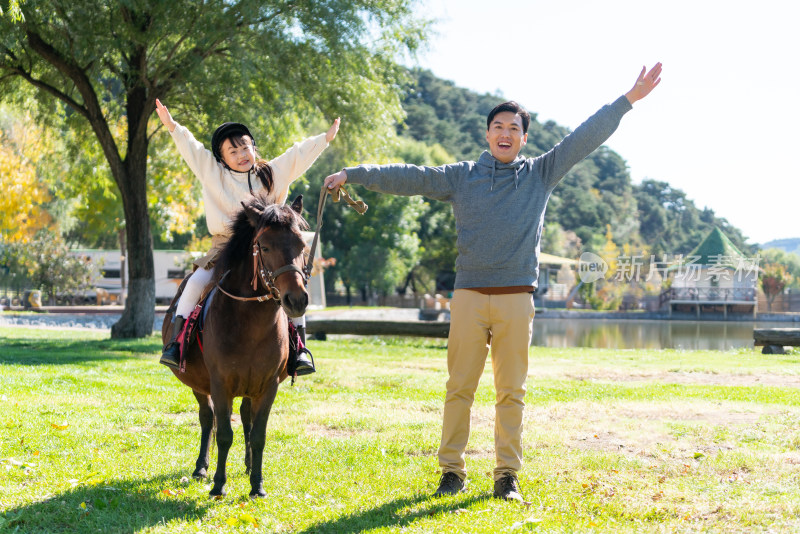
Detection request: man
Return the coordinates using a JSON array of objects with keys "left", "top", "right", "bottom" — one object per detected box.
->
[{"left": 324, "top": 64, "right": 662, "bottom": 501}]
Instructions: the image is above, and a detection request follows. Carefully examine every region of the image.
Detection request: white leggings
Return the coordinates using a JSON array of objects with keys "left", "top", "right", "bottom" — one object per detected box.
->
[
  {"left": 175, "top": 267, "right": 213, "bottom": 318},
  {"left": 174, "top": 266, "right": 306, "bottom": 328}
]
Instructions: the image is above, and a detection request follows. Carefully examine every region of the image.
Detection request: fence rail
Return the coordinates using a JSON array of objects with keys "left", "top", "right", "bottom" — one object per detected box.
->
[{"left": 660, "top": 287, "right": 756, "bottom": 306}]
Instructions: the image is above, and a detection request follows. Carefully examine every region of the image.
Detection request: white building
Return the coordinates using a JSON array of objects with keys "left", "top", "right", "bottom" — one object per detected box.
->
[{"left": 73, "top": 230, "right": 326, "bottom": 307}]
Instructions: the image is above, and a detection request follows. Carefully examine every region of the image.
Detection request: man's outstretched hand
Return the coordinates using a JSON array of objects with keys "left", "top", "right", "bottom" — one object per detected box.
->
[
  {"left": 625, "top": 63, "right": 662, "bottom": 104},
  {"left": 323, "top": 169, "right": 348, "bottom": 192}
]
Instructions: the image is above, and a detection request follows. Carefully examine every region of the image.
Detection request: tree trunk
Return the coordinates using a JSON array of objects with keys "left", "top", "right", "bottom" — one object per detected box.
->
[
  {"left": 118, "top": 226, "right": 127, "bottom": 307},
  {"left": 110, "top": 176, "right": 155, "bottom": 337},
  {"left": 397, "top": 269, "right": 413, "bottom": 295},
  {"left": 110, "top": 108, "right": 155, "bottom": 338}
]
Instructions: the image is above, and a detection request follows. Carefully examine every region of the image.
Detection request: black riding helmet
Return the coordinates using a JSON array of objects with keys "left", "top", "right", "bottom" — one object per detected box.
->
[{"left": 211, "top": 122, "right": 255, "bottom": 163}]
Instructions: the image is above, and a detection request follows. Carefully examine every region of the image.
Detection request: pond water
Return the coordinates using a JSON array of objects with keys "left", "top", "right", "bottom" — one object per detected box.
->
[{"left": 532, "top": 318, "right": 791, "bottom": 351}]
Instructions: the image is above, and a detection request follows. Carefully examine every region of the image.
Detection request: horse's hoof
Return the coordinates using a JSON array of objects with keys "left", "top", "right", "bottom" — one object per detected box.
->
[
  {"left": 249, "top": 488, "right": 267, "bottom": 499},
  {"left": 209, "top": 486, "right": 226, "bottom": 498},
  {"left": 192, "top": 468, "right": 207, "bottom": 479}
]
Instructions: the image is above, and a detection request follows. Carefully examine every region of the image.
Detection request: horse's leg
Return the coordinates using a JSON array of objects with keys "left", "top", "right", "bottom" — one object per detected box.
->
[
  {"left": 191, "top": 390, "right": 214, "bottom": 479},
  {"left": 248, "top": 379, "right": 280, "bottom": 498},
  {"left": 240, "top": 397, "right": 253, "bottom": 475},
  {"left": 209, "top": 384, "right": 234, "bottom": 497}
]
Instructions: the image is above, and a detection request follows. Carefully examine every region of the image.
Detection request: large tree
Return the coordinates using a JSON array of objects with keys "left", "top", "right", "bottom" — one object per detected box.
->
[{"left": 0, "top": 0, "right": 426, "bottom": 337}]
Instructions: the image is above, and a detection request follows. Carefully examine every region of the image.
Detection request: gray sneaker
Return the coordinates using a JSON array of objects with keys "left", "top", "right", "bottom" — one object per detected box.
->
[
  {"left": 434, "top": 472, "right": 465, "bottom": 496},
  {"left": 493, "top": 474, "right": 523, "bottom": 502}
]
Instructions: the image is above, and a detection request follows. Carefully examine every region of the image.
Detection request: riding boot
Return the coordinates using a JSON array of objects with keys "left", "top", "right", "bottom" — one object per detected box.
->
[
  {"left": 160, "top": 315, "right": 185, "bottom": 369},
  {"left": 294, "top": 325, "right": 316, "bottom": 376}
]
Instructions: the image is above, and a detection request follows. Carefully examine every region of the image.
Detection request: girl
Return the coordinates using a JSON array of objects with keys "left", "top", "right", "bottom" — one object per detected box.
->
[{"left": 155, "top": 99, "right": 339, "bottom": 375}]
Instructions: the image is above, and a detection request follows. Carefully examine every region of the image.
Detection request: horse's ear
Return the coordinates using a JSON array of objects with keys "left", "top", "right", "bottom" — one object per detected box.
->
[
  {"left": 290, "top": 195, "right": 303, "bottom": 215},
  {"left": 242, "top": 201, "right": 263, "bottom": 227}
]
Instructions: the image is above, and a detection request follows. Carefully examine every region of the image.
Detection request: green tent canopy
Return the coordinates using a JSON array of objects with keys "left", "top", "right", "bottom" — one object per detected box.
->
[{"left": 669, "top": 227, "right": 751, "bottom": 270}]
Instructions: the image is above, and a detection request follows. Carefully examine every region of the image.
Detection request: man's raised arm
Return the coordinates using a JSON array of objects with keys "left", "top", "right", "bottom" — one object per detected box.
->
[{"left": 324, "top": 162, "right": 460, "bottom": 202}]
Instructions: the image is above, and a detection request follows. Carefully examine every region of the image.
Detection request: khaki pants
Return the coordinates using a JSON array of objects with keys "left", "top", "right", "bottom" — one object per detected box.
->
[{"left": 438, "top": 289, "right": 534, "bottom": 481}]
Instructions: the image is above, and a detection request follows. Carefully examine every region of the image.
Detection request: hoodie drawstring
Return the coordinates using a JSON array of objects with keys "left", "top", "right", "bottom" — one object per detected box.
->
[{"left": 490, "top": 158, "right": 521, "bottom": 191}]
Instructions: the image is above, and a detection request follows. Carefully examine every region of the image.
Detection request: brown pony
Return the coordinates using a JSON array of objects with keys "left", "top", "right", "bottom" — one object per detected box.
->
[{"left": 162, "top": 194, "right": 309, "bottom": 498}]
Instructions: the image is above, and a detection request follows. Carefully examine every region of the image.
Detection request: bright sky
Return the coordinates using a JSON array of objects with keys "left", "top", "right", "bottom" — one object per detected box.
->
[{"left": 409, "top": 0, "right": 800, "bottom": 245}]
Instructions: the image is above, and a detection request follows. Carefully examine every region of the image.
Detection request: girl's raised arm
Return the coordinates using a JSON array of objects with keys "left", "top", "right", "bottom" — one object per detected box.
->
[
  {"left": 157, "top": 99, "right": 219, "bottom": 184},
  {"left": 155, "top": 99, "right": 177, "bottom": 133},
  {"left": 326, "top": 117, "right": 341, "bottom": 143}
]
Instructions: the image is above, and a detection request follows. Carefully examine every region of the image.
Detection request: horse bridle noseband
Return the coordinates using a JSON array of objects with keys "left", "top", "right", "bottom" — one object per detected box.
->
[{"left": 216, "top": 227, "right": 307, "bottom": 303}]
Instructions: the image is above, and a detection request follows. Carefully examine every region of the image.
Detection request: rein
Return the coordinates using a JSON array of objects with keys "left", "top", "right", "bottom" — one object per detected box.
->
[{"left": 304, "top": 184, "right": 368, "bottom": 280}]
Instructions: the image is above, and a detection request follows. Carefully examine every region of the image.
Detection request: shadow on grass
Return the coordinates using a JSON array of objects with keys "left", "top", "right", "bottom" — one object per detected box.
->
[
  {"left": 297, "top": 493, "right": 486, "bottom": 534},
  {"left": 0, "top": 337, "right": 161, "bottom": 366},
  {"left": 0, "top": 473, "right": 210, "bottom": 534}
]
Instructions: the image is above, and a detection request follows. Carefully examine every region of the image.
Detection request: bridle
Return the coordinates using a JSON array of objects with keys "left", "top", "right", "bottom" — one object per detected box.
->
[
  {"left": 216, "top": 186, "right": 367, "bottom": 304},
  {"left": 216, "top": 226, "right": 307, "bottom": 303}
]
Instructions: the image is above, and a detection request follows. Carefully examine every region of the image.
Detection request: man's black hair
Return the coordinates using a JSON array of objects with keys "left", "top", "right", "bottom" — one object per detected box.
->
[{"left": 487, "top": 101, "right": 530, "bottom": 134}]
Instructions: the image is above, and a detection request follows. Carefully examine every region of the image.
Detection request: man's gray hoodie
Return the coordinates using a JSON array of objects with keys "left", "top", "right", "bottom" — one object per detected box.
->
[{"left": 345, "top": 95, "right": 633, "bottom": 289}]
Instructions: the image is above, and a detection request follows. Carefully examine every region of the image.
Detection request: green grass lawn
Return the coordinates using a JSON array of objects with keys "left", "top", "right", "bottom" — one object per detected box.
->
[{"left": 2, "top": 326, "right": 800, "bottom": 533}]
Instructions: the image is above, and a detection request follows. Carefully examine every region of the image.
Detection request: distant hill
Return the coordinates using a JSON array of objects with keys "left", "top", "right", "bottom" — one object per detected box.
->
[{"left": 761, "top": 237, "right": 800, "bottom": 255}]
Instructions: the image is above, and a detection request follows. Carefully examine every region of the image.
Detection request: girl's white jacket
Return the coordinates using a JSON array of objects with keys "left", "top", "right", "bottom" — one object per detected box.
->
[{"left": 170, "top": 123, "right": 328, "bottom": 236}]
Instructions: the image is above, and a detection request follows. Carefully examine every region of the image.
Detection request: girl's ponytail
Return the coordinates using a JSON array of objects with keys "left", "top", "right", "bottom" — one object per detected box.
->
[{"left": 253, "top": 160, "right": 274, "bottom": 194}]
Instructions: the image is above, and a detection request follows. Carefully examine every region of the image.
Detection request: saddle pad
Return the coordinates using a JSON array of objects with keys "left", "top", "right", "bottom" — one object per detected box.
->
[{"left": 177, "top": 287, "right": 217, "bottom": 371}]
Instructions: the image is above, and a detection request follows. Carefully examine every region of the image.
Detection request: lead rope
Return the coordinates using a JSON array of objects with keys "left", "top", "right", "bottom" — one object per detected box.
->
[
  {"left": 304, "top": 184, "right": 368, "bottom": 280},
  {"left": 304, "top": 187, "right": 328, "bottom": 281}
]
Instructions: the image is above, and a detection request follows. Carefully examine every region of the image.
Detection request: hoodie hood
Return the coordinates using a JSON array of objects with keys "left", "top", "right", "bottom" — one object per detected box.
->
[{"left": 477, "top": 151, "right": 527, "bottom": 191}]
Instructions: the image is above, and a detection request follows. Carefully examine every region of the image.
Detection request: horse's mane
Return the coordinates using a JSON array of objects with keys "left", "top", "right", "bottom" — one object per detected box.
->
[{"left": 213, "top": 194, "right": 309, "bottom": 281}]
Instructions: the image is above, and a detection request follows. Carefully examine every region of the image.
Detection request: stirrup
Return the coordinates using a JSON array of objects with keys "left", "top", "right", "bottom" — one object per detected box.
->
[
  {"left": 160, "top": 315, "right": 185, "bottom": 370},
  {"left": 294, "top": 347, "right": 315, "bottom": 376},
  {"left": 160, "top": 343, "right": 181, "bottom": 369}
]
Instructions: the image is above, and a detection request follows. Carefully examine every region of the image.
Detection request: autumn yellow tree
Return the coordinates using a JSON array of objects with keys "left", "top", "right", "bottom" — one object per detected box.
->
[
  {"left": 0, "top": 114, "right": 52, "bottom": 242},
  {"left": 599, "top": 224, "right": 620, "bottom": 278}
]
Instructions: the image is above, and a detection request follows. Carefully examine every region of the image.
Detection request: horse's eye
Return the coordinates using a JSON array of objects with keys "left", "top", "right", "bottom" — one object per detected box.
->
[{"left": 260, "top": 246, "right": 269, "bottom": 252}]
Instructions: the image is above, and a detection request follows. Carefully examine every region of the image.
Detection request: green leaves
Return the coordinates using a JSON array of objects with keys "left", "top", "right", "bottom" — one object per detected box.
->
[{"left": 0, "top": 0, "right": 24, "bottom": 22}]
